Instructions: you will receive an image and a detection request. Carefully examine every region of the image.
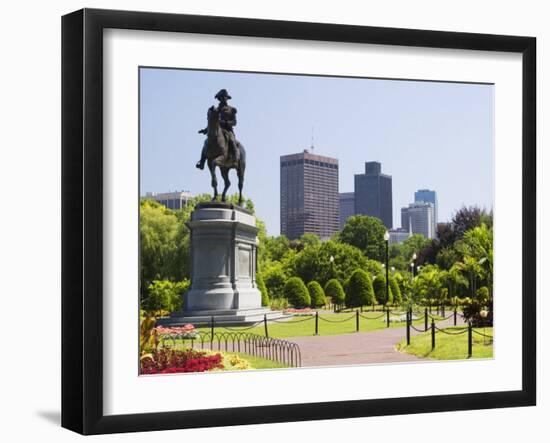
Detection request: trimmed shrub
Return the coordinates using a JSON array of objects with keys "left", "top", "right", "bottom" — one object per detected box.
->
[
  {"left": 307, "top": 281, "right": 326, "bottom": 308},
  {"left": 346, "top": 269, "right": 375, "bottom": 308},
  {"left": 324, "top": 279, "right": 345, "bottom": 306},
  {"left": 284, "top": 277, "right": 311, "bottom": 308},
  {"left": 256, "top": 273, "right": 269, "bottom": 307},
  {"left": 143, "top": 279, "right": 188, "bottom": 314},
  {"left": 389, "top": 276, "right": 402, "bottom": 304},
  {"left": 373, "top": 274, "right": 392, "bottom": 305}
]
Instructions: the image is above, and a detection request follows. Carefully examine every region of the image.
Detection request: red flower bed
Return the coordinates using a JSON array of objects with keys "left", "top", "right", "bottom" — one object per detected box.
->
[{"left": 140, "top": 348, "right": 224, "bottom": 374}]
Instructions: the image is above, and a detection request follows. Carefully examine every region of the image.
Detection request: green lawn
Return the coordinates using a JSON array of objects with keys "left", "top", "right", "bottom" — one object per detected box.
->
[
  {"left": 229, "top": 352, "right": 289, "bottom": 369},
  {"left": 190, "top": 311, "right": 440, "bottom": 339},
  {"left": 397, "top": 326, "right": 493, "bottom": 360}
]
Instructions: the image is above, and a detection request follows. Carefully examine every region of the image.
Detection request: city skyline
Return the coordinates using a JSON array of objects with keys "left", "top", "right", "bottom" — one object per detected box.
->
[{"left": 140, "top": 67, "right": 494, "bottom": 236}]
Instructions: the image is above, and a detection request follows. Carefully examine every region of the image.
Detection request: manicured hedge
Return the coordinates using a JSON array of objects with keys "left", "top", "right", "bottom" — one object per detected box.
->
[
  {"left": 324, "top": 278, "right": 345, "bottom": 306},
  {"left": 284, "top": 277, "right": 311, "bottom": 307},
  {"left": 389, "top": 276, "right": 402, "bottom": 304},
  {"left": 346, "top": 269, "right": 375, "bottom": 308},
  {"left": 307, "top": 280, "right": 326, "bottom": 308}
]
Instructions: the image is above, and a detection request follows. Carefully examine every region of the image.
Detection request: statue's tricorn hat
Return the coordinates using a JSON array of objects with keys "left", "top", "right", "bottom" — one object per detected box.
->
[{"left": 215, "top": 89, "right": 232, "bottom": 100}]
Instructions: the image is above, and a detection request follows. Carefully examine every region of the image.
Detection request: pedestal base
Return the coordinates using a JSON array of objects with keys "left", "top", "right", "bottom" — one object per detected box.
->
[{"left": 159, "top": 202, "right": 277, "bottom": 326}]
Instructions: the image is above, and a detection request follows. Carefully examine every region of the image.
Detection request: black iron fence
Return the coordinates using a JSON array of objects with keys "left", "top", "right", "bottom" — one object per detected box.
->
[
  {"left": 403, "top": 307, "right": 491, "bottom": 358},
  {"left": 160, "top": 331, "right": 301, "bottom": 367}
]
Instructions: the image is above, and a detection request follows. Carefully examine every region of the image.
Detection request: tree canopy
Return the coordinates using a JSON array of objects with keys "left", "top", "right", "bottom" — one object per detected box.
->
[{"left": 339, "top": 215, "right": 386, "bottom": 261}]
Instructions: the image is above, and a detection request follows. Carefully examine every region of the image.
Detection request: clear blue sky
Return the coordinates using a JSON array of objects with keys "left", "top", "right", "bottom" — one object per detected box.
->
[{"left": 140, "top": 67, "right": 494, "bottom": 236}]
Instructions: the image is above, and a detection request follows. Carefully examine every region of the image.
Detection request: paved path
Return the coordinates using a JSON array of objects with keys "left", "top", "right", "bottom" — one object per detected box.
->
[{"left": 289, "top": 316, "right": 459, "bottom": 367}]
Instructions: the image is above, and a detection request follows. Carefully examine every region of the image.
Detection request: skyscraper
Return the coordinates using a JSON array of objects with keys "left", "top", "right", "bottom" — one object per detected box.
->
[
  {"left": 415, "top": 189, "right": 438, "bottom": 228},
  {"left": 280, "top": 150, "right": 339, "bottom": 240},
  {"left": 339, "top": 192, "right": 355, "bottom": 230},
  {"left": 354, "top": 161, "right": 393, "bottom": 228},
  {"left": 401, "top": 202, "right": 435, "bottom": 239}
]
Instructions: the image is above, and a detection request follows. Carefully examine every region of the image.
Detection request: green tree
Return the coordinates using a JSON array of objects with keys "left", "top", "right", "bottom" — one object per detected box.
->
[
  {"left": 462, "top": 224, "right": 493, "bottom": 295},
  {"left": 373, "top": 274, "right": 392, "bottom": 305},
  {"left": 142, "top": 280, "right": 189, "bottom": 315},
  {"left": 299, "top": 233, "right": 321, "bottom": 248},
  {"left": 452, "top": 205, "right": 492, "bottom": 239},
  {"left": 436, "top": 246, "right": 461, "bottom": 270},
  {"left": 140, "top": 200, "right": 187, "bottom": 298},
  {"left": 290, "top": 240, "right": 367, "bottom": 287},
  {"left": 256, "top": 273, "right": 269, "bottom": 306},
  {"left": 284, "top": 277, "right": 311, "bottom": 307},
  {"left": 307, "top": 281, "right": 326, "bottom": 308},
  {"left": 263, "top": 235, "right": 291, "bottom": 262},
  {"left": 389, "top": 275, "right": 402, "bottom": 304},
  {"left": 456, "top": 255, "right": 483, "bottom": 297},
  {"left": 340, "top": 215, "right": 386, "bottom": 261},
  {"left": 262, "top": 261, "right": 288, "bottom": 300},
  {"left": 324, "top": 279, "right": 345, "bottom": 307},
  {"left": 346, "top": 269, "right": 375, "bottom": 308}
]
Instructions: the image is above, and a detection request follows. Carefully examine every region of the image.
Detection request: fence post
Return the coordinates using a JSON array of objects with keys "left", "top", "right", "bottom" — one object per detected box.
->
[
  {"left": 454, "top": 309, "right": 457, "bottom": 326},
  {"left": 315, "top": 311, "right": 319, "bottom": 336},
  {"left": 386, "top": 308, "right": 390, "bottom": 328},
  {"left": 356, "top": 309, "right": 360, "bottom": 332},
  {"left": 468, "top": 322, "right": 473, "bottom": 358},
  {"left": 424, "top": 307, "right": 428, "bottom": 331},
  {"left": 211, "top": 316, "right": 215, "bottom": 344},
  {"left": 264, "top": 314, "right": 269, "bottom": 338},
  {"left": 406, "top": 311, "right": 411, "bottom": 345},
  {"left": 431, "top": 318, "right": 436, "bottom": 350}
]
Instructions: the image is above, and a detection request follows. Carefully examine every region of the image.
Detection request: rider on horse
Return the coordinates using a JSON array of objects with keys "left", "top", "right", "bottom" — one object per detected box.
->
[{"left": 196, "top": 89, "right": 239, "bottom": 169}]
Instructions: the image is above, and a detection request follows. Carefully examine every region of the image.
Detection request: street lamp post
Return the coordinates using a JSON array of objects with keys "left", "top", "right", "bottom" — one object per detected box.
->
[{"left": 384, "top": 231, "right": 390, "bottom": 309}]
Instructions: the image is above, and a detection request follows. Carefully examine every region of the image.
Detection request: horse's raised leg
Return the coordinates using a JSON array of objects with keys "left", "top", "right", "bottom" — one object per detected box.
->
[
  {"left": 237, "top": 163, "right": 245, "bottom": 206},
  {"left": 208, "top": 160, "right": 218, "bottom": 201},
  {"left": 220, "top": 167, "right": 231, "bottom": 202}
]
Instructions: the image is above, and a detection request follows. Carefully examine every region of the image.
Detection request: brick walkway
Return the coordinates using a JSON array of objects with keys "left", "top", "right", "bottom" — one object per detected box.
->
[{"left": 289, "top": 316, "right": 458, "bottom": 367}]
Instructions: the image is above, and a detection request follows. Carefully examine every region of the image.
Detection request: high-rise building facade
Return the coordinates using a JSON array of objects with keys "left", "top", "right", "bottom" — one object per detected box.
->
[
  {"left": 401, "top": 202, "right": 435, "bottom": 239},
  {"left": 415, "top": 189, "right": 438, "bottom": 234},
  {"left": 145, "top": 191, "right": 193, "bottom": 210},
  {"left": 354, "top": 161, "right": 393, "bottom": 228},
  {"left": 280, "top": 150, "right": 339, "bottom": 240},
  {"left": 388, "top": 228, "right": 411, "bottom": 245},
  {"left": 339, "top": 192, "right": 355, "bottom": 230}
]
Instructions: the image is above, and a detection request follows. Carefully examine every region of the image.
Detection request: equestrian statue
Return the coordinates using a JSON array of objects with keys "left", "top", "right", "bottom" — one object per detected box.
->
[{"left": 195, "top": 89, "right": 246, "bottom": 205}]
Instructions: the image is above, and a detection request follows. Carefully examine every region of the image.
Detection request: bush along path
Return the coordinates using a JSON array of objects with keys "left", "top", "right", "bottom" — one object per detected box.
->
[{"left": 288, "top": 313, "right": 459, "bottom": 367}]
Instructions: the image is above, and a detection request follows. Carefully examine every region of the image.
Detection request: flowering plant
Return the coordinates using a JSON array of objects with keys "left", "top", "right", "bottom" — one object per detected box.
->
[
  {"left": 140, "top": 348, "right": 224, "bottom": 374},
  {"left": 283, "top": 307, "right": 315, "bottom": 316},
  {"left": 155, "top": 324, "right": 199, "bottom": 339}
]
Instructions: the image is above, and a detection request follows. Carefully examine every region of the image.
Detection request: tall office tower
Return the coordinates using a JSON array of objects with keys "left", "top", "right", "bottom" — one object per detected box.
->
[
  {"left": 415, "top": 189, "right": 438, "bottom": 234},
  {"left": 388, "top": 228, "right": 411, "bottom": 245},
  {"left": 401, "top": 202, "right": 435, "bottom": 239},
  {"left": 145, "top": 191, "right": 193, "bottom": 210},
  {"left": 339, "top": 192, "right": 355, "bottom": 230},
  {"left": 280, "top": 150, "right": 339, "bottom": 240},
  {"left": 354, "top": 161, "right": 393, "bottom": 228}
]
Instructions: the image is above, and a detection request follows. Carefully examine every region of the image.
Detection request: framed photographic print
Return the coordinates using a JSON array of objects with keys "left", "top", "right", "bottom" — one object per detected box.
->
[{"left": 61, "top": 8, "right": 536, "bottom": 435}]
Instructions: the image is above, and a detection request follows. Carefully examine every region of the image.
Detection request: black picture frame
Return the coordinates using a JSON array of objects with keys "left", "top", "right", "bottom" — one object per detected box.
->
[{"left": 62, "top": 8, "right": 536, "bottom": 435}]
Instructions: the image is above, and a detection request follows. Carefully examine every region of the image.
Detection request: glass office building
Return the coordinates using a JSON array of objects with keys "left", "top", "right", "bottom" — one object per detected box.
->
[
  {"left": 354, "top": 161, "right": 393, "bottom": 228},
  {"left": 280, "top": 150, "right": 339, "bottom": 240}
]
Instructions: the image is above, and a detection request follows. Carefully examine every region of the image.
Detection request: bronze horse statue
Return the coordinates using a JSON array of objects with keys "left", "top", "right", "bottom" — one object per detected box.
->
[{"left": 201, "top": 106, "right": 246, "bottom": 205}]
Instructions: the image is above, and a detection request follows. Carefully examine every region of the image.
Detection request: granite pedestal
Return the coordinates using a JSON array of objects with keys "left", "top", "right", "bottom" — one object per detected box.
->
[{"left": 158, "top": 202, "right": 282, "bottom": 326}]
